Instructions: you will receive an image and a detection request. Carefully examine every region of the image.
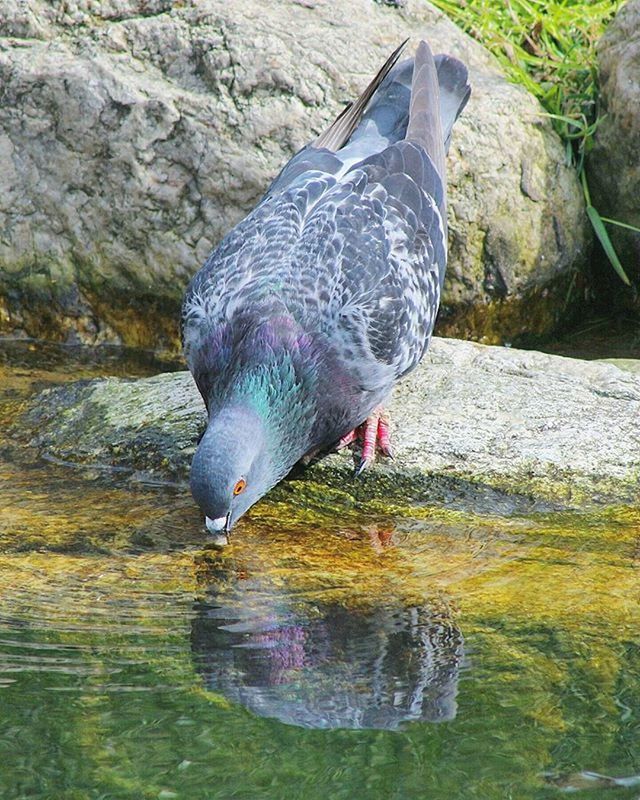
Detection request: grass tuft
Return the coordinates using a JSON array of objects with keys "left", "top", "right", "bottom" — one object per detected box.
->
[{"left": 431, "top": 0, "right": 631, "bottom": 284}]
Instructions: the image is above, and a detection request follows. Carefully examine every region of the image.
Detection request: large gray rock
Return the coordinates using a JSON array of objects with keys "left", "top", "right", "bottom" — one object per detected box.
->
[
  {"left": 0, "top": 0, "right": 588, "bottom": 348},
  {"left": 589, "top": 0, "right": 640, "bottom": 307},
  {"left": 19, "top": 338, "right": 640, "bottom": 510}
]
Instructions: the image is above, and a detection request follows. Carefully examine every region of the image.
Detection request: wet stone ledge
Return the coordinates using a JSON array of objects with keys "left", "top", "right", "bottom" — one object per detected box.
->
[{"left": 15, "top": 338, "right": 640, "bottom": 512}]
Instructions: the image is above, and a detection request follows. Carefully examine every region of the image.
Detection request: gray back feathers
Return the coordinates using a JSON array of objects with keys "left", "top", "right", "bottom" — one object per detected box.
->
[
  {"left": 312, "top": 40, "right": 470, "bottom": 188},
  {"left": 313, "top": 39, "right": 408, "bottom": 152},
  {"left": 436, "top": 54, "right": 472, "bottom": 153},
  {"left": 406, "top": 41, "right": 446, "bottom": 190}
]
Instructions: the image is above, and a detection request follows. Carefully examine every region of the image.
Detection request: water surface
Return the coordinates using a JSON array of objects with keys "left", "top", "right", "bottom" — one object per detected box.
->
[{"left": 0, "top": 341, "right": 638, "bottom": 799}]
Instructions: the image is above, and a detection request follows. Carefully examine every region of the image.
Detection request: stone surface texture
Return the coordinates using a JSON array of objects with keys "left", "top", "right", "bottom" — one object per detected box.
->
[
  {"left": 19, "top": 338, "right": 640, "bottom": 509},
  {"left": 589, "top": 0, "right": 640, "bottom": 304},
  {"left": 0, "top": 0, "right": 588, "bottom": 347}
]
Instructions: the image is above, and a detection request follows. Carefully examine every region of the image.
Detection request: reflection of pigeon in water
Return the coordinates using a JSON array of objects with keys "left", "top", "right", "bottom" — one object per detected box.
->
[
  {"left": 182, "top": 41, "right": 470, "bottom": 533},
  {"left": 191, "top": 580, "right": 464, "bottom": 730}
]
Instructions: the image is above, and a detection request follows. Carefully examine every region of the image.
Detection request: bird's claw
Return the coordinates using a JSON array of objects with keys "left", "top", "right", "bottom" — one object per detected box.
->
[
  {"left": 338, "top": 407, "right": 393, "bottom": 477},
  {"left": 337, "top": 429, "right": 358, "bottom": 450}
]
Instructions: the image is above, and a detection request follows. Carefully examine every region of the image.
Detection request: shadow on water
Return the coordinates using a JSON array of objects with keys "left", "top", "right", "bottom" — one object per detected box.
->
[{"left": 192, "top": 578, "right": 464, "bottom": 730}]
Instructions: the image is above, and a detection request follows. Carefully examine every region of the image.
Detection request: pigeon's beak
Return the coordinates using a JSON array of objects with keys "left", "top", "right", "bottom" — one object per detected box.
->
[
  {"left": 205, "top": 513, "right": 232, "bottom": 546},
  {"left": 205, "top": 515, "right": 227, "bottom": 533}
]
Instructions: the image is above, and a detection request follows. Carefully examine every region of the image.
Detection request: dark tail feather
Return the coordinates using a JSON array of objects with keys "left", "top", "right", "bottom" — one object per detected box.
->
[
  {"left": 406, "top": 40, "right": 446, "bottom": 181},
  {"left": 435, "top": 54, "right": 471, "bottom": 153},
  {"left": 313, "top": 39, "right": 408, "bottom": 152}
]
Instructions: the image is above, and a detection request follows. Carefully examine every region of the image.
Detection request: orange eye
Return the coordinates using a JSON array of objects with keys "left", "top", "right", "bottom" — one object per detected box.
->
[{"left": 233, "top": 478, "right": 247, "bottom": 496}]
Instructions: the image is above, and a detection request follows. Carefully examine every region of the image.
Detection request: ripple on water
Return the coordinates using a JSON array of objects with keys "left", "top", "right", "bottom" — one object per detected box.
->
[{"left": 0, "top": 551, "right": 198, "bottom": 694}]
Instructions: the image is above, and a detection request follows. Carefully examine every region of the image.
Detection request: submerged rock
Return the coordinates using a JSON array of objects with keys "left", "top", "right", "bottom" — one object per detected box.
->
[
  {"left": 0, "top": 0, "right": 587, "bottom": 347},
  {"left": 18, "top": 338, "right": 640, "bottom": 509},
  {"left": 589, "top": 0, "right": 640, "bottom": 306}
]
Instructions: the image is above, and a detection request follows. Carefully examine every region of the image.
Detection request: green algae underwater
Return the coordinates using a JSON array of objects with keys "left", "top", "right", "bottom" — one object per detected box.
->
[{"left": 0, "top": 342, "right": 639, "bottom": 800}]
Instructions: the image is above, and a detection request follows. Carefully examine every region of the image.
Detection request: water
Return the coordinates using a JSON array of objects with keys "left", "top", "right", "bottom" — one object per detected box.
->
[{"left": 0, "top": 341, "right": 639, "bottom": 799}]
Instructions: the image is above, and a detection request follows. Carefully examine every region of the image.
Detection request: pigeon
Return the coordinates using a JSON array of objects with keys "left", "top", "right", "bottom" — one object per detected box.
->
[{"left": 182, "top": 39, "right": 470, "bottom": 535}]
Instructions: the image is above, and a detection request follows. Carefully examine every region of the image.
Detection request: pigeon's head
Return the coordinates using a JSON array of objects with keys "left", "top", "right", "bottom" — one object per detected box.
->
[{"left": 190, "top": 404, "right": 275, "bottom": 538}]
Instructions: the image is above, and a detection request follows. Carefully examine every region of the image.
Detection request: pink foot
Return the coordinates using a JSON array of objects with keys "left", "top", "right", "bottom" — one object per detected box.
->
[{"left": 337, "top": 406, "right": 393, "bottom": 476}]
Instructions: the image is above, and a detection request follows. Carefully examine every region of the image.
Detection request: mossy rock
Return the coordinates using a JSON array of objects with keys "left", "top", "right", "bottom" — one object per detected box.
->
[{"left": 16, "top": 338, "right": 640, "bottom": 511}]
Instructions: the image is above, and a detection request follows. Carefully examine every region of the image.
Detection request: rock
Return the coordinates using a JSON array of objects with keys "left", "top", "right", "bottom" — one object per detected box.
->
[
  {"left": 599, "top": 358, "right": 640, "bottom": 376},
  {"left": 17, "top": 338, "right": 640, "bottom": 510},
  {"left": 589, "top": 0, "right": 640, "bottom": 304},
  {"left": 0, "top": 0, "right": 588, "bottom": 348}
]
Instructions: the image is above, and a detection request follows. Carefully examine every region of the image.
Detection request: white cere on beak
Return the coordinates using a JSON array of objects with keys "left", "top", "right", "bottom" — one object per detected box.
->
[
  {"left": 206, "top": 516, "right": 227, "bottom": 533},
  {"left": 205, "top": 515, "right": 230, "bottom": 547}
]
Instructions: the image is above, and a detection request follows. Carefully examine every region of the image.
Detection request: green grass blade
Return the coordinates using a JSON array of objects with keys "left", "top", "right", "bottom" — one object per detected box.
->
[
  {"left": 601, "top": 217, "right": 640, "bottom": 234},
  {"left": 580, "top": 169, "right": 591, "bottom": 205},
  {"left": 586, "top": 205, "right": 632, "bottom": 286},
  {"left": 538, "top": 111, "right": 587, "bottom": 129},
  {"left": 430, "top": 0, "right": 631, "bottom": 288}
]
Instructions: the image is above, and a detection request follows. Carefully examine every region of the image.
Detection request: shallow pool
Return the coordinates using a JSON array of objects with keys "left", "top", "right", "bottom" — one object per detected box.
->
[{"left": 0, "top": 342, "right": 638, "bottom": 800}]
